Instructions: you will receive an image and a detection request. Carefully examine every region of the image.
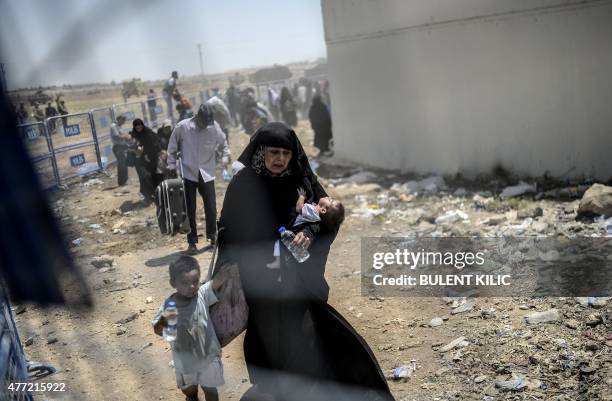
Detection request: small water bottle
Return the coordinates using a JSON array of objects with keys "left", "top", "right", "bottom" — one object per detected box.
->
[
  {"left": 162, "top": 300, "right": 178, "bottom": 342},
  {"left": 222, "top": 168, "right": 232, "bottom": 182},
  {"left": 278, "top": 226, "right": 310, "bottom": 263}
]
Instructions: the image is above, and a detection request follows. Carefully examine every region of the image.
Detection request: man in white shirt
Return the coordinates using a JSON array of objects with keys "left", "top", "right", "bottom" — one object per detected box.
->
[
  {"left": 110, "top": 115, "right": 131, "bottom": 186},
  {"left": 167, "top": 104, "right": 230, "bottom": 254}
]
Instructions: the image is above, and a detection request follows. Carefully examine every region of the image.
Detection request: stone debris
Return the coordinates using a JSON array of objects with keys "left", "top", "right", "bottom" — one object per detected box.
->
[
  {"left": 577, "top": 183, "right": 612, "bottom": 217},
  {"left": 439, "top": 336, "right": 469, "bottom": 352},
  {"left": 115, "top": 313, "right": 138, "bottom": 325},
  {"left": 429, "top": 317, "right": 443, "bottom": 327},
  {"left": 517, "top": 206, "right": 543, "bottom": 219},
  {"left": 524, "top": 309, "right": 559, "bottom": 324},
  {"left": 450, "top": 299, "right": 476, "bottom": 315},
  {"left": 91, "top": 255, "right": 114, "bottom": 268}
]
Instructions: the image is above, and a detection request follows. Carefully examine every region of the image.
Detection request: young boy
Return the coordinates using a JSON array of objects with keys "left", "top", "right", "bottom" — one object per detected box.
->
[
  {"left": 267, "top": 189, "right": 345, "bottom": 268},
  {"left": 153, "top": 255, "right": 226, "bottom": 401}
]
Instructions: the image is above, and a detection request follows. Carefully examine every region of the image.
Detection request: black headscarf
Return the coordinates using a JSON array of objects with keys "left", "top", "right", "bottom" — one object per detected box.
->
[
  {"left": 238, "top": 122, "right": 314, "bottom": 179},
  {"left": 130, "top": 118, "right": 161, "bottom": 172}
]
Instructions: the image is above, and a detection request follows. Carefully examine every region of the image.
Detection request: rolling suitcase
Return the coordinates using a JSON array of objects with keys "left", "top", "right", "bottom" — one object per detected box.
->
[{"left": 155, "top": 157, "right": 190, "bottom": 236}]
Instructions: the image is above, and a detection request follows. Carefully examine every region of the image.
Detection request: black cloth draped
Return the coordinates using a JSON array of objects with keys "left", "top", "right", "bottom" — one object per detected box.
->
[{"left": 217, "top": 123, "right": 394, "bottom": 401}]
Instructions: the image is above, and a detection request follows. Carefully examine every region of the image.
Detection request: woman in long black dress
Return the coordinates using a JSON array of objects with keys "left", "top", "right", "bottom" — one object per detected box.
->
[
  {"left": 217, "top": 122, "right": 394, "bottom": 401},
  {"left": 308, "top": 95, "right": 333, "bottom": 154},
  {"left": 129, "top": 118, "right": 163, "bottom": 201},
  {"left": 279, "top": 87, "right": 298, "bottom": 127}
]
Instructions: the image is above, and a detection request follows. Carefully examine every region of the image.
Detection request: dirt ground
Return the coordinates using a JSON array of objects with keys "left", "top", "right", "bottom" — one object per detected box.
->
[{"left": 14, "top": 118, "right": 612, "bottom": 401}]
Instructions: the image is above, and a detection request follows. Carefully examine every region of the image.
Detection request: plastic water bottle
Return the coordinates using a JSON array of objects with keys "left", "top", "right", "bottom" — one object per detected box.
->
[
  {"left": 222, "top": 168, "right": 232, "bottom": 182},
  {"left": 278, "top": 227, "right": 310, "bottom": 263},
  {"left": 163, "top": 300, "right": 178, "bottom": 342}
]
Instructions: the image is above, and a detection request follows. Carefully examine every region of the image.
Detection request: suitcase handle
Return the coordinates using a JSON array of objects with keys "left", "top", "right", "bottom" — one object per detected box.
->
[{"left": 176, "top": 152, "right": 186, "bottom": 181}]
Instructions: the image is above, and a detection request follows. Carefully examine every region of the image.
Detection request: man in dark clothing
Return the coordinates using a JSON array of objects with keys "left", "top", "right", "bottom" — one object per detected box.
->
[
  {"left": 33, "top": 104, "right": 45, "bottom": 122},
  {"left": 57, "top": 100, "right": 69, "bottom": 126},
  {"left": 17, "top": 103, "right": 28, "bottom": 124},
  {"left": 226, "top": 85, "right": 239, "bottom": 127},
  {"left": 45, "top": 103, "right": 58, "bottom": 134}
]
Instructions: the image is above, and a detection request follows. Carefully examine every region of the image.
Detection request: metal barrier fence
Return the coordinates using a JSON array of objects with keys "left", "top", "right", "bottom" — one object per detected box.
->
[
  {"left": 90, "top": 107, "right": 116, "bottom": 167},
  {"left": 0, "top": 284, "right": 33, "bottom": 401},
  {"left": 145, "top": 96, "right": 168, "bottom": 128},
  {"left": 16, "top": 122, "right": 59, "bottom": 189},
  {"left": 18, "top": 82, "right": 326, "bottom": 189},
  {"left": 46, "top": 112, "right": 103, "bottom": 184},
  {"left": 112, "top": 100, "right": 147, "bottom": 126}
]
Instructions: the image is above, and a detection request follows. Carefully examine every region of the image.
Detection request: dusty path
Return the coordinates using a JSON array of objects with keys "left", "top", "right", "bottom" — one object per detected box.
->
[
  {"left": 15, "top": 121, "right": 611, "bottom": 401},
  {"left": 15, "top": 121, "right": 440, "bottom": 401}
]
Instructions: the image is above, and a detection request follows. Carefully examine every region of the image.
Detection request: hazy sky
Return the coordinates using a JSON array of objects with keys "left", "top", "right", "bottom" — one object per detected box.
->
[{"left": 0, "top": 0, "right": 327, "bottom": 90}]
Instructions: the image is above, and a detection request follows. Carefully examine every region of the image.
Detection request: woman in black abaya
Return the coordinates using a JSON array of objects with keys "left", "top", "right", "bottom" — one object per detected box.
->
[
  {"left": 216, "top": 122, "right": 394, "bottom": 401},
  {"left": 308, "top": 95, "right": 333, "bottom": 154}
]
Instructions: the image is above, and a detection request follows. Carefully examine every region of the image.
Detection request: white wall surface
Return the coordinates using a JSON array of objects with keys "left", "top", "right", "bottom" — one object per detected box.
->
[{"left": 323, "top": 0, "right": 612, "bottom": 179}]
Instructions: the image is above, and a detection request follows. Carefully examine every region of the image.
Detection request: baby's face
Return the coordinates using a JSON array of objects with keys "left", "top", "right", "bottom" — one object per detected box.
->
[
  {"left": 317, "top": 197, "right": 333, "bottom": 214},
  {"left": 174, "top": 269, "right": 200, "bottom": 298}
]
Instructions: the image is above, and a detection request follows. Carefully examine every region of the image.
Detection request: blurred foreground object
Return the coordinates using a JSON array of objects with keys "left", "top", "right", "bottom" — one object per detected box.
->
[{"left": 0, "top": 84, "right": 91, "bottom": 306}]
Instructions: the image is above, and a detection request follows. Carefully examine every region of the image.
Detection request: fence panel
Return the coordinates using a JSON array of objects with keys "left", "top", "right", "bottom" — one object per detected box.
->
[
  {"left": 0, "top": 285, "right": 33, "bottom": 401},
  {"left": 90, "top": 107, "right": 116, "bottom": 166},
  {"left": 16, "top": 122, "right": 58, "bottom": 189},
  {"left": 146, "top": 96, "right": 171, "bottom": 128},
  {"left": 112, "top": 101, "right": 146, "bottom": 125},
  {"left": 47, "top": 112, "right": 103, "bottom": 183}
]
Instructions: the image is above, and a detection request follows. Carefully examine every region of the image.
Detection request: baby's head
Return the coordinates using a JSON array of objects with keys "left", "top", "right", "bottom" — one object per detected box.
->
[
  {"left": 169, "top": 255, "right": 201, "bottom": 298},
  {"left": 317, "top": 197, "right": 345, "bottom": 233}
]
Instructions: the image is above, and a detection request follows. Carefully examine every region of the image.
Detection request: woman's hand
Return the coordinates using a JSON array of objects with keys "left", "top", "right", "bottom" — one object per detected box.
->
[{"left": 292, "top": 232, "right": 311, "bottom": 249}]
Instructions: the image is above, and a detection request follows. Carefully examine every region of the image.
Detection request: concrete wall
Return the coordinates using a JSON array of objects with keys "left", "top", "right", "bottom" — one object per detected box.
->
[{"left": 322, "top": 0, "right": 612, "bottom": 179}]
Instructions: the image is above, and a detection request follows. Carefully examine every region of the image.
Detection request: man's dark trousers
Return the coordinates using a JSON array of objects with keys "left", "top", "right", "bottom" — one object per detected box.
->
[
  {"left": 184, "top": 175, "right": 216, "bottom": 244},
  {"left": 112, "top": 144, "right": 128, "bottom": 186}
]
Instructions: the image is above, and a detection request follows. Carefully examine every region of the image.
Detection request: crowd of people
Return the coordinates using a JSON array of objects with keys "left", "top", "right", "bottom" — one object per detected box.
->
[
  {"left": 150, "top": 120, "right": 392, "bottom": 401},
  {"left": 13, "top": 95, "right": 69, "bottom": 128},
  {"left": 102, "top": 72, "right": 391, "bottom": 401}
]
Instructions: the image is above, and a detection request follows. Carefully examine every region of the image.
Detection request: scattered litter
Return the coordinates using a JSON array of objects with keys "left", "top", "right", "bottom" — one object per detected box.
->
[
  {"left": 524, "top": 309, "right": 559, "bottom": 324},
  {"left": 391, "top": 175, "right": 446, "bottom": 195},
  {"left": 495, "top": 373, "right": 529, "bottom": 392},
  {"left": 435, "top": 210, "right": 468, "bottom": 225},
  {"left": 389, "top": 361, "right": 417, "bottom": 381},
  {"left": 499, "top": 182, "right": 536, "bottom": 199},
  {"left": 451, "top": 299, "right": 476, "bottom": 315},
  {"left": 83, "top": 178, "right": 104, "bottom": 187},
  {"left": 341, "top": 171, "right": 377, "bottom": 184},
  {"left": 575, "top": 297, "right": 610, "bottom": 308},
  {"left": 72, "top": 238, "right": 83, "bottom": 246},
  {"left": 439, "top": 336, "right": 469, "bottom": 352}
]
